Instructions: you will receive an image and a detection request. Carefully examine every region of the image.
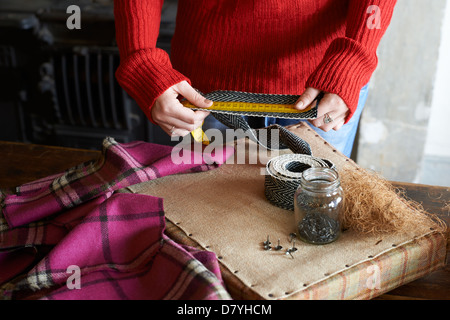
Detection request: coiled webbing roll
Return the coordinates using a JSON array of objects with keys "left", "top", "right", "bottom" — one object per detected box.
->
[
  {"left": 265, "top": 154, "right": 335, "bottom": 211},
  {"left": 210, "top": 110, "right": 335, "bottom": 211}
]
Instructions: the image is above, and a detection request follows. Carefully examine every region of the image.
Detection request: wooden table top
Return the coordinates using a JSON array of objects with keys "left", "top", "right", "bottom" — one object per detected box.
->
[{"left": 0, "top": 140, "right": 449, "bottom": 300}]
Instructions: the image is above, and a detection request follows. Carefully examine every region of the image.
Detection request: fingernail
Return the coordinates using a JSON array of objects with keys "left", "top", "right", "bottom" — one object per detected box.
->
[
  {"left": 204, "top": 98, "right": 213, "bottom": 106},
  {"left": 295, "top": 101, "right": 304, "bottom": 110}
]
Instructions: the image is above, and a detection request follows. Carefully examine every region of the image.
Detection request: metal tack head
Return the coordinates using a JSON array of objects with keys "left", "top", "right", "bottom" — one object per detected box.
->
[
  {"left": 263, "top": 235, "right": 271, "bottom": 246},
  {"left": 290, "top": 239, "right": 298, "bottom": 252},
  {"left": 285, "top": 248, "right": 295, "bottom": 259},
  {"left": 289, "top": 233, "right": 297, "bottom": 242},
  {"left": 274, "top": 239, "right": 283, "bottom": 251}
]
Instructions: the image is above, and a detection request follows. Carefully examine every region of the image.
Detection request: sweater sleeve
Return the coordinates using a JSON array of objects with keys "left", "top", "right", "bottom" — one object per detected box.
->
[
  {"left": 305, "top": 0, "right": 397, "bottom": 122},
  {"left": 113, "top": 0, "right": 189, "bottom": 123}
]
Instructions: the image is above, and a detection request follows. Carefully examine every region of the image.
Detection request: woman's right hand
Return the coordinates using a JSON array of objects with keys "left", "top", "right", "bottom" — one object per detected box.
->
[{"left": 151, "top": 81, "right": 213, "bottom": 137}]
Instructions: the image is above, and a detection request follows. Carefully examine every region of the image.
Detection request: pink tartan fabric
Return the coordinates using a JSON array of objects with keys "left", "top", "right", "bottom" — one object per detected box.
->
[{"left": 0, "top": 137, "right": 234, "bottom": 300}]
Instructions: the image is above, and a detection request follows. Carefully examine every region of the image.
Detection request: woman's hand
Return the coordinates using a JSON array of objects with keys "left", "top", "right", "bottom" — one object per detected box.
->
[
  {"left": 151, "top": 81, "right": 213, "bottom": 137},
  {"left": 295, "top": 87, "right": 349, "bottom": 132}
]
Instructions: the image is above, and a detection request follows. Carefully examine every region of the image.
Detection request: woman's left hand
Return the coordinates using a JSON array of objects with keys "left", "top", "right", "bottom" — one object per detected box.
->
[{"left": 295, "top": 87, "right": 349, "bottom": 132}]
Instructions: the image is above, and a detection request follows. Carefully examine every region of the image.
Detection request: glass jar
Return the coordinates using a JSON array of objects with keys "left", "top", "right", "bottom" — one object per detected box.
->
[{"left": 294, "top": 167, "right": 344, "bottom": 245}]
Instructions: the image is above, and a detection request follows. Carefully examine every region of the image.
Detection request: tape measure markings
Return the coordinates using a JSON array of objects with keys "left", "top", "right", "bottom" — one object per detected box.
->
[{"left": 181, "top": 90, "right": 323, "bottom": 120}]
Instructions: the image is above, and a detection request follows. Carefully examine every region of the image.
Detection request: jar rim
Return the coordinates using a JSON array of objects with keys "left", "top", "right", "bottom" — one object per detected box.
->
[{"left": 300, "top": 167, "right": 340, "bottom": 192}]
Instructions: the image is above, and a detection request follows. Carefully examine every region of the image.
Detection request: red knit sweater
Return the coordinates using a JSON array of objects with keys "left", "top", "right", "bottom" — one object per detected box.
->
[{"left": 114, "top": 0, "right": 397, "bottom": 123}]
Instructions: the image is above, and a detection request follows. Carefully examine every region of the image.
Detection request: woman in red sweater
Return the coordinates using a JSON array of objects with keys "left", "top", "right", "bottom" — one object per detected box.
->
[{"left": 114, "top": 0, "right": 397, "bottom": 157}]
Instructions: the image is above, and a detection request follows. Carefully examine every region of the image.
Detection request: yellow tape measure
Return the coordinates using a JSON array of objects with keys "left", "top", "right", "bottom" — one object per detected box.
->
[
  {"left": 181, "top": 90, "right": 321, "bottom": 144},
  {"left": 181, "top": 100, "right": 314, "bottom": 115},
  {"left": 190, "top": 123, "right": 210, "bottom": 145}
]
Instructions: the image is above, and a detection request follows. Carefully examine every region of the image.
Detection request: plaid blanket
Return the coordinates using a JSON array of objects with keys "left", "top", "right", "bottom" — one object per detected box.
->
[{"left": 0, "top": 137, "right": 234, "bottom": 300}]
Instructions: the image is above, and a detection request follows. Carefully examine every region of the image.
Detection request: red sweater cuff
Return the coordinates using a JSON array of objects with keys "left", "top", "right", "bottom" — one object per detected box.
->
[
  {"left": 115, "top": 48, "right": 190, "bottom": 124},
  {"left": 306, "top": 38, "right": 378, "bottom": 123}
]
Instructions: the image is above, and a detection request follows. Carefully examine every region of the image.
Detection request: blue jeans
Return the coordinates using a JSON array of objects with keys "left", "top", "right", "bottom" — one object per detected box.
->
[{"left": 203, "top": 84, "right": 370, "bottom": 158}]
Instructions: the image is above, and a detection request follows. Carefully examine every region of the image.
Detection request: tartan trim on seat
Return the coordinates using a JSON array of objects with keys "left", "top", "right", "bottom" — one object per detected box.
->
[{"left": 284, "top": 232, "right": 447, "bottom": 300}]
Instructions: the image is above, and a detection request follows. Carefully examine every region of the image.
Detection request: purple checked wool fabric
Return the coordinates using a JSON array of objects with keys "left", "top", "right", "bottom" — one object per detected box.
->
[{"left": 0, "top": 137, "right": 234, "bottom": 300}]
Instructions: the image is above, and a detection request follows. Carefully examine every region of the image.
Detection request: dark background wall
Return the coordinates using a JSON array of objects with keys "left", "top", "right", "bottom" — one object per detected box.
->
[{"left": 0, "top": 0, "right": 178, "bottom": 150}]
